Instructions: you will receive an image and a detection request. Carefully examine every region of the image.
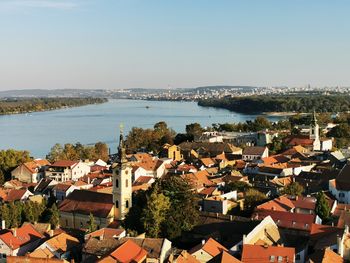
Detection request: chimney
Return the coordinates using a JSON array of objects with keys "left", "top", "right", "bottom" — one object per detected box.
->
[
  {"left": 49, "top": 229, "right": 54, "bottom": 237},
  {"left": 1, "top": 220, "right": 5, "bottom": 229},
  {"left": 295, "top": 196, "right": 298, "bottom": 201},
  {"left": 13, "top": 228, "right": 17, "bottom": 237},
  {"left": 201, "top": 239, "right": 206, "bottom": 245}
]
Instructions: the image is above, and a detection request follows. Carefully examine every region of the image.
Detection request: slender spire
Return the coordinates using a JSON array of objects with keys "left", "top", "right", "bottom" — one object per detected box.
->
[{"left": 118, "top": 123, "right": 127, "bottom": 164}]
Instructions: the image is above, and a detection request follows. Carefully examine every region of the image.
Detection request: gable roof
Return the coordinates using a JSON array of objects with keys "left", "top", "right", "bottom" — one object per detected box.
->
[
  {"left": 201, "top": 158, "right": 216, "bottom": 167},
  {"left": 0, "top": 224, "right": 43, "bottom": 250},
  {"left": 109, "top": 240, "right": 147, "bottom": 263},
  {"left": 50, "top": 160, "right": 78, "bottom": 168},
  {"left": 256, "top": 196, "right": 295, "bottom": 212},
  {"left": 176, "top": 250, "right": 200, "bottom": 263},
  {"left": 252, "top": 210, "right": 315, "bottom": 231},
  {"left": 283, "top": 135, "right": 314, "bottom": 147},
  {"left": 190, "top": 237, "right": 228, "bottom": 257},
  {"left": 243, "top": 146, "right": 267, "bottom": 156},
  {"left": 241, "top": 244, "right": 295, "bottom": 263},
  {"left": 58, "top": 190, "right": 113, "bottom": 217},
  {"left": 23, "top": 159, "right": 50, "bottom": 174},
  {"left": 207, "top": 251, "right": 242, "bottom": 263}
]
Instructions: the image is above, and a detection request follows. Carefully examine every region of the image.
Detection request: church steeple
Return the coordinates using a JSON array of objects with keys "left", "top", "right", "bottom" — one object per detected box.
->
[
  {"left": 112, "top": 123, "right": 132, "bottom": 221},
  {"left": 118, "top": 123, "right": 127, "bottom": 164},
  {"left": 309, "top": 110, "right": 319, "bottom": 142}
]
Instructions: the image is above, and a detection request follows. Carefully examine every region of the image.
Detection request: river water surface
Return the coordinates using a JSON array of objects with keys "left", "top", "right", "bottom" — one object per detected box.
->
[{"left": 0, "top": 99, "right": 282, "bottom": 158}]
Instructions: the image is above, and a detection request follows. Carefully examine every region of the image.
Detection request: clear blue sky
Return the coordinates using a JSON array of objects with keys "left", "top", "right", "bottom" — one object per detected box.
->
[{"left": 0, "top": 0, "right": 349, "bottom": 90}]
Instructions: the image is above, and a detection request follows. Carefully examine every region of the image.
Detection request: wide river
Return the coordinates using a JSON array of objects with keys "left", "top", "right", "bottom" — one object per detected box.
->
[{"left": 0, "top": 99, "right": 283, "bottom": 158}]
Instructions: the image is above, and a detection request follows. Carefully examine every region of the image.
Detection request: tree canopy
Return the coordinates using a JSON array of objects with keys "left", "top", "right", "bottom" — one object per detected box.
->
[
  {"left": 315, "top": 192, "right": 330, "bottom": 221},
  {"left": 46, "top": 142, "right": 109, "bottom": 162},
  {"left": 282, "top": 182, "right": 304, "bottom": 196},
  {"left": 0, "top": 149, "right": 32, "bottom": 184}
]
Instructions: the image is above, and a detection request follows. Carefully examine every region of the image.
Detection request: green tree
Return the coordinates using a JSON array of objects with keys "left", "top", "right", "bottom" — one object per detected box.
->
[
  {"left": 160, "top": 176, "right": 199, "bottom": 239},
  {"left": 94, "top": 142, "right": 109, "bottom": 161},
  {"left": 223, "top": 181, "right": 251, "bottom": 193},
  {"left": 49, "top": 204, "right": 60, "bottom": 229},
  {"left": 186, "top": 123, "right": 204, "bottom": 140},
  {"left": 244, "top": 189, "right": 267, "bottom": 210},
  {"left": 0, "top": 149, "right": 31, "bottom": 182},
  {"left": 141, "top": 184, "right": 170, "bottom": 238},
  {"left": 282, "top": 182, "right": 304, "bottom": 196},
  {"left": 0, "top": 204, "right": 11, "bottom": 228},
  {"left": 315, "top": 192, "right": 330, "bottom": 220},
  {"left": 88, "top": 213, "right": 97, "bottom": 233},
  {"left": 47, "top": 143, "right": 64, "bottom": 162}
]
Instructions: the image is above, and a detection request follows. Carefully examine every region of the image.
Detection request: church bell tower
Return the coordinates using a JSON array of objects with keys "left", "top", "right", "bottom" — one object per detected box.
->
[
  {"left": 112, "top": 124, "right": 132, "bottom": 220},
  {"left": 309, "top": 110, "right": 319, "bottom": 141}
]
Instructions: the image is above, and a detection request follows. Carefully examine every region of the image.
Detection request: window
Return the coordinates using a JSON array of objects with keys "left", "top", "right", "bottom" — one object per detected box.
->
[
  {"left": 65, "top": 219, "right": 68, "bottom": 227},
  {"left": 269, "top": 255, "right": 275, "bottom": 262},
  {"left": 80, "top": 222, "right": 83, "bottom": 228},
  {"left": 115, "top": 200, "right": 119, "bottom": 208},
  {"left": 115, "top": 179, "right": 119, "bottom": 188},
  {"left": 126, "top": 179, "right": 128, "bottom": 187},
  {"left": 126, "top": 200, "right": 129, "bottom": 208},
  {"left": 296, "top": 254, "right": 301, "bottom": 260},
  {"left": 278, "top": 256, "right": 283, "bottom": 262}
]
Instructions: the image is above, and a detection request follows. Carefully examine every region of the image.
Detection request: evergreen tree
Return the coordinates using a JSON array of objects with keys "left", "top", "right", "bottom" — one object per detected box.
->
[
  {"left": 49, "top": 204, "right": 60, "bottom": 229},
  {"left": 316, "top": 192, "right": 330, "bottom": 220},
  {"left": 0, "top": 204, "right": 11, "bottom": 228},
  {"left": 141, "top": 184, "right": 170, "bottom": 238},
  {"left": 88, "top": 213, "right": 97, "bottom": 233}
]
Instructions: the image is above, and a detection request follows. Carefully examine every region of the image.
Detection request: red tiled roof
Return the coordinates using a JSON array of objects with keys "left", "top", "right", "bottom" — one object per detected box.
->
[
  {"left": 23, "top": 159, "right": 50, "bottom": 173},
  {"left": 133, "top": 176, "right": 153, "bottom": 185},
  {"left": 284, "top": 135, "right": 314, "bottom": 147},
  {"left": 51, "top": 160, "right": 78, "bottom": 168},
  {"left": 0, "top": 224, "right": 43, "bottom": 250},
  {"left": 243, "top": 146, "right": 267, "bottom": 156},
  {"left": 58, "top": 190, "right": 113, "bottom": 218},
  {"left": 4, "top": 189, "right": 31, "bottom": 202},
  {"left": 252, "top": 210, "right": 315, "bottom": 231},
  {"left": 109, "top": 240, "right": 147, "bottom": 262},
  {"left": 256, "top": 196, "right": 295, "bottom": 212},
  {"left": 190, "top": 238, "right": 228, "bottom": 257},
  {"left": 199, "top": 187, "right": 218, "bottom": 196},
  {"left": 241, "top": 244, "right": 295, "bottom": 263}
]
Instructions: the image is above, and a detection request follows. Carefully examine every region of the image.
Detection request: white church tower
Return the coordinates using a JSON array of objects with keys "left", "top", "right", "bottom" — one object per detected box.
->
[
  {"left": 310, "top": 110, "right": 321, "bottom": 151},
  {"left": 112, "top": 124, "right": 132, "bottom": 220}
]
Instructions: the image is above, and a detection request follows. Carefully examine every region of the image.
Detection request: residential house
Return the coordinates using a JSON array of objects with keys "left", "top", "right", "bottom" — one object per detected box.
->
[
  {"left": 242, "top": 146, "right": 269, "bottom": 162},
  {"left": 45, "top": 160, "right": 91, "bottom": 182},
  {"left": 0, "top": 188, "right": 33, "bottom": 202},
  {"left": 85, "top": 228, "right": 126, "bottom": 241},
  {"left": 329, "top": 163, "right": 350, "bottom": 203},
  {"left": 189, "top": 238, "right": 228, "bottom": 262},
  {"left": 159, "top": 144, "right": 183, "bottom": 161},
  {"left": 132, "top": 158, "right": 166, "bottom": 182},
  {"left": 11, "top": 159, "right": 50, "bottom": 183},
  {"left": 52, "top": 183, "right": 78, "bottom": 202},
  {"left": 29, "top": 232, "right": 80, "bottom": 261},
  {"left": 252, "top": 210, "right": 321, "bottom": 232},
  {"left": 34, "top": 178, "right": 58, "bottom": 196},
  {"left": 83, "top": 237, "right": 171, "bottom": 263},
  {"left": 178, "top": 142, "right": 242, "bottom": 159},
  {"left": 0, "top": 224, "right": 43, "bottom": 256},
  {"left": 99, "top": 240, "right": 147, "bottom": 263},
  {"left": 241, "top": 244, "right": 295, "bottom": 263},
  {"left": 58, "top": 190, "right": 115, "bottom": 229}
]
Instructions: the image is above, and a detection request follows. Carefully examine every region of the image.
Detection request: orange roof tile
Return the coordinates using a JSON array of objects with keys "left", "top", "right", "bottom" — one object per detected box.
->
[
  {"left": 0, "top": 224, "right": 43, "bottom": 250},
  {"left": 110, "top": 240, "right": 147, "bottom": 262},
  {"left": 241, "top": 244, "right": 295, "bottom": 263}
]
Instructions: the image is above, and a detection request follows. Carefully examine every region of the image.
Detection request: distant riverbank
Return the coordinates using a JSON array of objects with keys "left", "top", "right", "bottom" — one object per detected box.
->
[{"left": 0, "top": 97, "right": 108, "bottom": 115}]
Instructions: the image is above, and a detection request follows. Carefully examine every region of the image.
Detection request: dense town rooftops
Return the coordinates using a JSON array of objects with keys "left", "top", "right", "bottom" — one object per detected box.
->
[{"left": 0, "top": 224, "right": 43, "bottom": 250}]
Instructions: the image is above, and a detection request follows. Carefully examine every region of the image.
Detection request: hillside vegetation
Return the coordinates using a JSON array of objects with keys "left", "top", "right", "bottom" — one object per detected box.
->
[
  {"left": 198, "top": 95, "right": 350, "bottom": 113},
  {"left": 0, "top": 97, "right": 107, "bottom": 115}
]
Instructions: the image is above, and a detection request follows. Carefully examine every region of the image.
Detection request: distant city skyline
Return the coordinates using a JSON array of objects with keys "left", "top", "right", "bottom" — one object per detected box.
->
[{"left": 0, "top": 0, "right": 350, "bottom": 90}]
